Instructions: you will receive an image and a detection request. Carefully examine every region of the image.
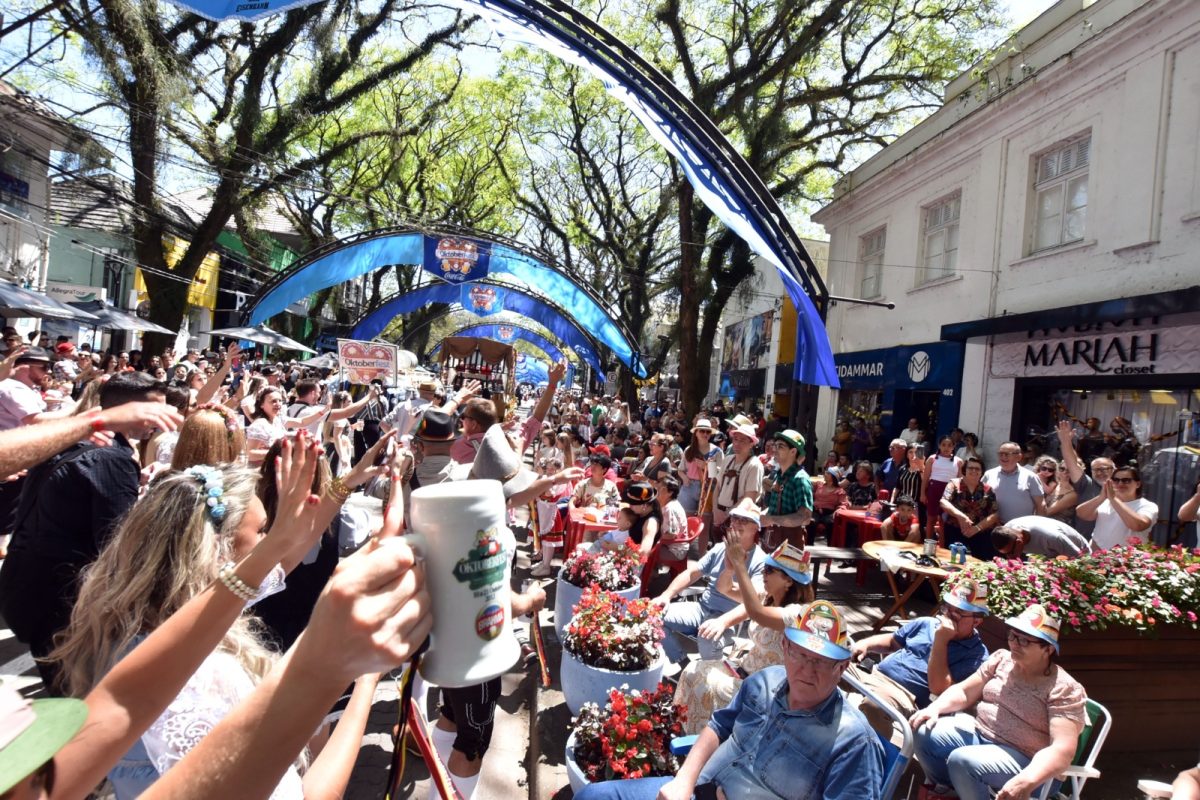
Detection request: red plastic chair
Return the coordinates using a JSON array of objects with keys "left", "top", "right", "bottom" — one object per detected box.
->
[{"left": 639, "top": 516, "right": 704, "bottom": 593}]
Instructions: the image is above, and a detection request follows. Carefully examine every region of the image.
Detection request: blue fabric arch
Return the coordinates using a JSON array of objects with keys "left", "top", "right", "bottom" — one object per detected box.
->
[
  {"left": 350, "top": 283, "right": 607, "bottom": 375},
  {"left": 437, "top": 324, "right": 571, "bottom": 366},
  {"left": 197, "top": 0, "right": 839, "bottom": 386},
  {"left": 514, "top": 354, "right": 549, "bottom": 385},
  {"left": 248, "top": 231, "right": 644, "bottom": 377}
]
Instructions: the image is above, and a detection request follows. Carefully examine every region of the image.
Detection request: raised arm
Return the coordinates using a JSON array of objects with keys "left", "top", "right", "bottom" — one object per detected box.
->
[
  {"left": 195, "top": 343, "right": 239, "bottom": 407},
  {"left": 140, "top": 536, "right": 431, "bottom": 800},
  {"left": 722, "top": 538, "right": 789, "bottom": 630},
  {"left": 1180, "top": 481, "right": 1200, "bottom": 523},
  {"left": 1055, "top": 420, "right": 1085, "bottom": 485},
  {"left": 528, "top": 361, "right": 566, "bottom": 424},
  {"left": 1074, "top": 480, "right": 1108, "bottom": 522},
  {"left": 50, "top": 436, "right": 322, "bottom": 800}
]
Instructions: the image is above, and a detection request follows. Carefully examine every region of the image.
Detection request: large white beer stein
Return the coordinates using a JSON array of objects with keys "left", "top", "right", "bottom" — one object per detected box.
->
[{"left": 406, "top": 479, "right": 520, "bottom": 687}]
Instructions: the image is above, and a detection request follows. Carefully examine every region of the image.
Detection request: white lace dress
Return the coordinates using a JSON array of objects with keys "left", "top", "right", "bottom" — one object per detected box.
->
[{"left": 107, "top": 568, "right": 296, "bottom": 799}]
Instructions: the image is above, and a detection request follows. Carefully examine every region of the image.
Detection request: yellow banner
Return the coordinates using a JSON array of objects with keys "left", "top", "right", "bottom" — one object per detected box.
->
[{"left": 134, "top": 236, "right": 220, "bottom": 311}]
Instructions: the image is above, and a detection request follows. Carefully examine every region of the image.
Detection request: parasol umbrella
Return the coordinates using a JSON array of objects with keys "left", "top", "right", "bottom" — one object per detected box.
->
[
  {"left": 304, "top": 352, "right": 338, "bottom": 370},
  {"left": 0, "top": 281, "right": 99, "bottom": 322},
  {"left": 68, "top": 299, "right": 174, "bottom": 334},
  {"left": 206, "top": 324, "right": 316, "bottom": 354}
]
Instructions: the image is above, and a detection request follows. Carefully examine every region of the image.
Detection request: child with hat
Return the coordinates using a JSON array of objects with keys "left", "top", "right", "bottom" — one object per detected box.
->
[{"left": 674, "top": 541, "right": 815, "bottom": 733}]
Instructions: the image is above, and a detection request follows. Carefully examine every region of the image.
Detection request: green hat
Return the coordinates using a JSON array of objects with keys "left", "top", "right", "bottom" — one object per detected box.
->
[
  {"left": 773, "top": 429, "right": 805, "bottom": 451},
  {"left": 0, "top": 686, "right": 87, "bottom": 794}
]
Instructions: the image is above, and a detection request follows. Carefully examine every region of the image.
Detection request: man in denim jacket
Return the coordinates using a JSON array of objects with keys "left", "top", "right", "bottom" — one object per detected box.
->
[{"left": 576, "top": 602, "right": 885, "bottom": 800}]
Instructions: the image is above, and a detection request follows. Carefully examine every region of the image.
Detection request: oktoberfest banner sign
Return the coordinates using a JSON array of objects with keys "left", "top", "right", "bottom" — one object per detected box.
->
[
  {"left": 461, "top": 284, "right": 506, "bottom": 316},
  {"left": 422, "top": 235, "right": 491, "bottom": 284},
  {"left": 337, "top": 338, "right": 398, "bottom": 386}
]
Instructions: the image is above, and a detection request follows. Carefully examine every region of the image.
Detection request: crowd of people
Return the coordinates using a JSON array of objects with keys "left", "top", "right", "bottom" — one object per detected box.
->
[{"left": 0, "top": 335, "right": 1197, "bottom": 800}]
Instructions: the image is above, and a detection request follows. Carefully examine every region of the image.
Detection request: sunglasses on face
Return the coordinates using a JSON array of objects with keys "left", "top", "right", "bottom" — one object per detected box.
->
[
  {"left": 1038, "top": 467, "right": 1055, "bottom": 473},
  {"left": 1111, "top": 477, "right": 1136, "bottom": 485}
]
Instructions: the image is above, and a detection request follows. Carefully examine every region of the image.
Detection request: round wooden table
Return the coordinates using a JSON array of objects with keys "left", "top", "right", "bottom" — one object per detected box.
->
[{"left": 862, "top": 540, "right": 981, "bottom": 633}]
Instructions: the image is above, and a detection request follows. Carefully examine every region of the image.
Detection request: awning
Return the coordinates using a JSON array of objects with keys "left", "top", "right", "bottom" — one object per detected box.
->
[{"left": 940, "top": 286, "right": 1200, "bottom": 341}]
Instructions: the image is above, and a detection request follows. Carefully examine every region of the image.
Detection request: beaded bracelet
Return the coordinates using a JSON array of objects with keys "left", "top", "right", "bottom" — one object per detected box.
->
[
  {"left": 327, "top": 476, "right": 352, "bottom": 504},
  {"left": 218, "top": 563, "right": 257, "bottom": 602}
]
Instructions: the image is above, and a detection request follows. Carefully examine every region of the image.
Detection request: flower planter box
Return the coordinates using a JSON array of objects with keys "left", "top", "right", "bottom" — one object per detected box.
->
[
  {"left": 554, "top": 570, "right": 640, "bottom": 641},
  {"left": 979, "top": 617, "right": 1200, "bottom": 756},
  {"left": 560, "top": 646, "right": 666, "bottom": 715}
]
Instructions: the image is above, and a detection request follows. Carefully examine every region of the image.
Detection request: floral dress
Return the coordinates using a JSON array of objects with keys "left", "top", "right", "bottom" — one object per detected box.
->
[{"left": 672, "top": 601, "right": 801, "bottom": 734}]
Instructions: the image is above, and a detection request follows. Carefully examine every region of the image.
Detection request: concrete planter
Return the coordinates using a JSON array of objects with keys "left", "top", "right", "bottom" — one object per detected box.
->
[
  {"left": 553, "top": 570, "right": 641, "bottom": 642},
  {"left": 564, "top": 732, "right": 590, "bottom": 794},
  {"left": 560, "top": 646, "right": 665, "bottom": 715}
]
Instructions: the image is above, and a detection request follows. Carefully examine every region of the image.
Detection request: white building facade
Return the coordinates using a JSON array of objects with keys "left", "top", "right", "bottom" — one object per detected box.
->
[{"left": 812, "top": 0, "right": 1200, "bottom": 544}]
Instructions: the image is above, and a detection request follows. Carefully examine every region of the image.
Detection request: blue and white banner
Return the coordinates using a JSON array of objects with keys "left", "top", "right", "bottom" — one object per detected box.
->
[
  {"left": 422, "top": 235, "right": 491, "bottom": 285},
  {"left": 461, "top": 283, "right": 506, "bottom": 315}
]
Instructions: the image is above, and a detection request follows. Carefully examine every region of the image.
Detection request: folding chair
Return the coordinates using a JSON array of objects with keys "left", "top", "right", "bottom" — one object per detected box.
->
[
  {"left": 842, "top": 669, "right": 914, "bottom": 800},
  {"left": 1030, "top": 698, "right": 1111, "bottom": 800}
]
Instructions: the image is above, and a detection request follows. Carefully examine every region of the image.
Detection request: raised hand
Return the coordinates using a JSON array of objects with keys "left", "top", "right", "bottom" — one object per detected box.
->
[
  {"left": 549, "top": 360, "right": 567, "bottom": 384},
  {"left": 264, "top": 433, "right": 322, "bottom": 562},
  {"left": 343, "top": 429, "right": 397, "bottom": 490},
  {"left": 0, "top": 345, "right": 26, "bottom": 382},
  {"left": 296, "top": 536, "right": 432, "bottom": 683},
  {"left": 99, "top": 401, "right": 184, "bottom": 439}
]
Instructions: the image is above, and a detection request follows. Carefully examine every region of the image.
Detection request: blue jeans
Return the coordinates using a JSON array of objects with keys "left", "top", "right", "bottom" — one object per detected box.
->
[
  {"left": 662, "top": 601, "right": 728, "bottom": 663},
  {"left": 575, "top": 777, "right": 672, "bottom": 800},
  {"left": 913, "top": 713, "right": 1054, "bottom": 800}
]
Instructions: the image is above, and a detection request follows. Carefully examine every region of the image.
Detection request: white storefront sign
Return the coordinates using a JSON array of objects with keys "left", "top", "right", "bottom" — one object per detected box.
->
[{"left": 990, "top": 313, "right": 1200, "bottom": 378}]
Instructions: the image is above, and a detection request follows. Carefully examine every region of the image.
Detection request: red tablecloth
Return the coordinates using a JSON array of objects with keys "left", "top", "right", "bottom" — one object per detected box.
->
[
  {"left": 564, "top": 507, "right": 619, "bottom": 554},
  {"left": 831, "top": 508, "right": 886, "bottom": 585}
]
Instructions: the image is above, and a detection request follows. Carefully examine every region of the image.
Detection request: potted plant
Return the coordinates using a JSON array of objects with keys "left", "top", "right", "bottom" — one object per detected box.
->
[
  {"left": 554, "top": 541, "right": 642, "bottom": 640},
  {"left": 560, "top": 586, "right": 666, "bottom": 714},
  {"left": 565, "top": 683, "right": 686, "bottom": 793},
  {"left": 965, "top": 543, "right": 1200, "bottom": 755}
]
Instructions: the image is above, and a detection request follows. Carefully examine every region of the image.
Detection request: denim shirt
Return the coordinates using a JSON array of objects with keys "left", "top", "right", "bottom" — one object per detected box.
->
[{"left": 700, "top": 666, "right": 885, "bottom": 800}]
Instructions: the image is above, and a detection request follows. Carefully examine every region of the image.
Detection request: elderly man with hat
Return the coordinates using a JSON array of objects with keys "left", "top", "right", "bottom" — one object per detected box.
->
[
  {"left": 759, "top": 428, "right": 813, "bottom": 549},
  {"left": 381, "top": 378, "right": 450, "bottom": 440},
  {"left": 849, "top": 577, "right": 990, "bottom": 745},
  {"left": 653, "top": 498, "right": 768, "bottom": 666},
  {"left": 577, "top": 601, "right": 885, "bottom": 800},
  {"left": 711, "top": 423, "right": 764, "bottom": 533}
]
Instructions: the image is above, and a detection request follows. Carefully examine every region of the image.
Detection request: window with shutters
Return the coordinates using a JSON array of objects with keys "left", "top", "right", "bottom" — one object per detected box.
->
[
  {"left": 858, "top": 227, "right": 885, "bottom": 298},
  {"left": 918, "top": 194, "right": 960, "bottom": 285},
  {"left": 1030, "top": 134, "right": 1090, "bottom": 253}
]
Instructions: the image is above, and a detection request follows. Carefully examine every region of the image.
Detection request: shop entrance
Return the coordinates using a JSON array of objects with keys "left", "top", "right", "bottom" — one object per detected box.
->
[{"left": 892, "top": 389, "right": 942, "bottom": 442}]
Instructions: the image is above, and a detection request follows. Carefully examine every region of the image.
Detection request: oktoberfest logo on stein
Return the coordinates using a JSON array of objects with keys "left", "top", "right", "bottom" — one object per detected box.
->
[{"left": 452, "top": 528, "right": 509, "bottom": 591}]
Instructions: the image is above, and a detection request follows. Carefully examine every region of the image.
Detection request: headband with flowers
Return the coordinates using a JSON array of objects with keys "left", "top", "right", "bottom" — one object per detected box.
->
[
  {"left": 185, "top": 465, "right": 227, "bottom": 524},
  {"left": 195, "top": 403, "right": 240, "bottom": 438}
]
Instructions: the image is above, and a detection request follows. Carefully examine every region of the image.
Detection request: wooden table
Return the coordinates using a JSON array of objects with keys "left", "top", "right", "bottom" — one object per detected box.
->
[
  {"left": 861, "top": 540, "right": 980, "bottom": 633},
  {"left": 830, "top": 508, "right": 886, "bottom": 584},
  {"left": 564, "top": 507, "right": 618, "bottom": 554}
]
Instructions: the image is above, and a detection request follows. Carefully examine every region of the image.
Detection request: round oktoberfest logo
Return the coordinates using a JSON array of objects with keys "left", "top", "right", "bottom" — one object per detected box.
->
[{"left": 475, "top": 604, "right": 505, "bottom": 640}]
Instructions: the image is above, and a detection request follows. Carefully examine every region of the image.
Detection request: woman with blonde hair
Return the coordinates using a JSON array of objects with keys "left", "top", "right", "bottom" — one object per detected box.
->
[
  {"left": 51, "top": 436, "right": 382, "bottom": 800},
  {"left": 50, "top": 464, "right": 286, "bottom": 797},
  {"left": 170, "top": 403, "right": 247, "bottom": 471}
]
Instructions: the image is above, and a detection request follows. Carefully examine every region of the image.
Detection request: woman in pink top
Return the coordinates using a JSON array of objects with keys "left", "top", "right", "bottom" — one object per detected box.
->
[{"left": 910, "top": 604, "right": 1087, "bottom": 800}]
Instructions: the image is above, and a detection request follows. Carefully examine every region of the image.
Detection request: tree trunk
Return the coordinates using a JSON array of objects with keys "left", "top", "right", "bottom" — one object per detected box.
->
[{"left": 675, "top": 180, "right": 703, "bottom": 420}]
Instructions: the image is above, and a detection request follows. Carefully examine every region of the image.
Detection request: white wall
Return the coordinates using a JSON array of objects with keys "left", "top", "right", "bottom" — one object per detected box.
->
[{"left": 811, "top": 0, "right": 1200, "bottom": 455}]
